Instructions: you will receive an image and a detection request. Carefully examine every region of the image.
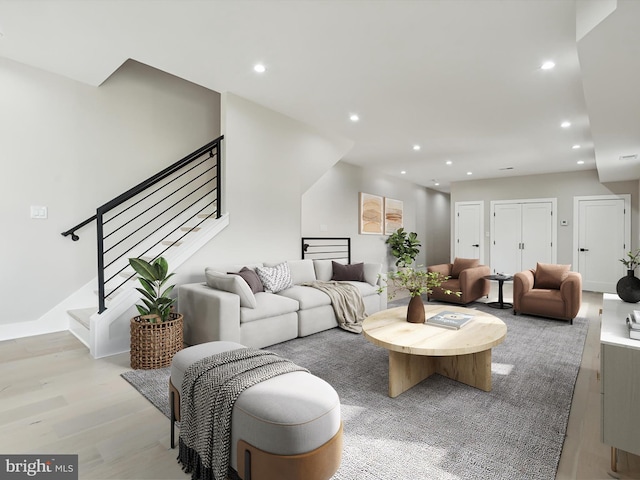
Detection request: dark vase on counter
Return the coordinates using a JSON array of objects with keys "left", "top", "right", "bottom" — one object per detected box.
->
[{"left": 616, "top": 270, "right": 640, "bottom": 303}]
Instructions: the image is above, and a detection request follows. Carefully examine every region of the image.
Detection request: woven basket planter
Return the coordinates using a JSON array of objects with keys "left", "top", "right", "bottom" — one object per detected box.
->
[{"left": 130, "top": 312, "right": 183, "bottom": 369}]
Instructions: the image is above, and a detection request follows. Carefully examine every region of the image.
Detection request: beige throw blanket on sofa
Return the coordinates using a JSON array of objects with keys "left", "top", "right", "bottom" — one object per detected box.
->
[{"left": 302, "top": 281, "right": 367, "bottom": 333}]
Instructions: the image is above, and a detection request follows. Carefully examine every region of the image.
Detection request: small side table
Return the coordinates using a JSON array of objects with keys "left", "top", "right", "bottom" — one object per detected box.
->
[{"left": 484, "top": 274, "right": 513, "bottom": 309}]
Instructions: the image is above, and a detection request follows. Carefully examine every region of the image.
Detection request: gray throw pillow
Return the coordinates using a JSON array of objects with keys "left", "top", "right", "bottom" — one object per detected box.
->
[
  {"left": 332, "top": 261, "right": 365, "bottom": 282},
  {"left": 230, "top": 267, "right": 264, "bottom": 294}
]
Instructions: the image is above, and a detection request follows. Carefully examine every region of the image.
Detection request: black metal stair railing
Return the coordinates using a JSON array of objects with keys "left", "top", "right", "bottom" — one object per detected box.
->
[{"left": 62, "top": 135, "right": 223, "bottom": 313}]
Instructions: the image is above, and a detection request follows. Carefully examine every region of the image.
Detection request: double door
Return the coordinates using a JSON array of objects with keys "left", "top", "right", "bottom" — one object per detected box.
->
[{"left": 491, "top": 200, "right": 556, "bottom": 275}]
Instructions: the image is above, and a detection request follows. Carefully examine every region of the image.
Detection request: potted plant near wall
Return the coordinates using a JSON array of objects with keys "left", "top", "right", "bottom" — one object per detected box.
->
[
  {"left": 384, "top": 267, "right": 460, "bottom": 323},
  {"left": 386, "top": 228, "right": 421, "bottom": 268},
  {"left": 129, "top": 256, "right": 183, "bottom": 369},
  {"left": 617, "top": 249, "right": 640, "bottom": 303}
]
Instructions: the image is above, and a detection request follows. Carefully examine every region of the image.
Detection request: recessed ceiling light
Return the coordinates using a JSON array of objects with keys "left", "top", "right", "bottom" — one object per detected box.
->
[
  {"left": 434, "top": 182, "right": 440, "bottom": 186},
  {"left": 413, "top": 145, "right": 421, "bottom": 151},
  {"left": 253, "top": 63, "right": 266, "bottom": 73},
  {"left": 541, "top": 61, "right": 555, "bottom": 70},
  {"left": 400, "top": 170, "right": 406, "bottom": 175},
  {"left": 349, "top": 114, "right": 359, "bottom": 122},
  {"left": 561, "top": 121, "right": 571, "bottom": 128},
  {"left": 467, "top": 171, "right": 473, "bottom": 176},
  {"left": 446, "top": 160, "right": 452, "bottom": 165},
  {"left": 577, "top": 160, "right": 585, "bottom": 165},
  {"left": 572, "top": 144, "right": 581, "bottom": 149}
]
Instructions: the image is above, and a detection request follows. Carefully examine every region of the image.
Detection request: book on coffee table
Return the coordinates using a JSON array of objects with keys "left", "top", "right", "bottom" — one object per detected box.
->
[{"left": 426, "top": 311, "right": 474, "bottom": 330}]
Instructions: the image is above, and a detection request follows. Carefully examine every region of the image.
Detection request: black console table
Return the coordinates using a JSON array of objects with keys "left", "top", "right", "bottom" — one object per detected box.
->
[{"left": 484, "top": 274, "right": 513, "bottom": 309}]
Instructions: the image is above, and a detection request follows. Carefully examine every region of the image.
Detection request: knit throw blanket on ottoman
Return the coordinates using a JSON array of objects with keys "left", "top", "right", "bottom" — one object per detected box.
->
[{"left": 178, "top": 348, "right": 309, "bottom": 480}]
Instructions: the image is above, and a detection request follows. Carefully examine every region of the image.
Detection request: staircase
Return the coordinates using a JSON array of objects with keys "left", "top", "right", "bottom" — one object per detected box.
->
[{"left": 59, "top": 136, "right": 227, "bottom": 358}]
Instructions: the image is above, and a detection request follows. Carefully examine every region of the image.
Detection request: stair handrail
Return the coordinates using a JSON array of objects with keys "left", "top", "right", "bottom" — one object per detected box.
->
[
  {"left": 62, "top": 135, "right": 223, "bottom": 314},
  {"left": 61, "top": 135, "right": 224, "bottom": 241}
]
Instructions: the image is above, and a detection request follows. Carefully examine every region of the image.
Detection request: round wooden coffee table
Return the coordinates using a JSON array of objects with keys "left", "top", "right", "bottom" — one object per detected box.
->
[{"left": 362, "top": 304, "right": 507, "bottom": 397}]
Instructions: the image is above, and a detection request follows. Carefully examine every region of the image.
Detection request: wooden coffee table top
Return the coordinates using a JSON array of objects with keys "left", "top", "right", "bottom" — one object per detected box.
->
[{"left": 362, "top": 304, "right": 507, "bottom": 356}]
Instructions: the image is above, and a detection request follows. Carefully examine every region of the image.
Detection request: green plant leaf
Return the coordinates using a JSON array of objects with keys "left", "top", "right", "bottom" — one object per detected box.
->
[
  {"left": 153, "top": 257, "right": 169, "bottom": 280},
  {"left": 129, "top": 257, "right": 158, "bottom": 282}
]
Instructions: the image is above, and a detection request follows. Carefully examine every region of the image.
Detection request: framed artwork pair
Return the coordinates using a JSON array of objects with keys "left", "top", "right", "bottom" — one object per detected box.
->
[{"left": 359, "top": 192, "right": 403, "bottom": 235}]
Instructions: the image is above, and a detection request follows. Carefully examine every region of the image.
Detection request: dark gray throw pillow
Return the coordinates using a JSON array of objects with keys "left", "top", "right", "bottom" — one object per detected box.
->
[
  {"left": 331, "top": 261, "right": 365, "bottom": 282},
  {"left": 230, "top": 267, "right": 264, "bottom": 293}
]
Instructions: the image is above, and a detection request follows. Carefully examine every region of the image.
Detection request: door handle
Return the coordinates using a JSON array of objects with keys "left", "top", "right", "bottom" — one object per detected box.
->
[
  {"left": 579, "top": 248, "right": 589, "bottom": 252},
  {"left": 472, "top": 244, "right": 479, "bottom": 247}
]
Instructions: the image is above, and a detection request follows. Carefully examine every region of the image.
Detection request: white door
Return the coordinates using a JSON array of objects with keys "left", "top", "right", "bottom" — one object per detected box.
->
[
  {"left": 492, "top": 203, "right": 522, "bottom": 275},
  {"left": 521, "top": 202, "right": 553, "bottom": 271},
  {"left": 575, "top": 196, "right": 629, "bottom": 292},
  {"left": 491, "top": 199, "right": 556, "bottom": 275},
  {"left": 455, "top": 202, "right": 483, "bottom": 263}
]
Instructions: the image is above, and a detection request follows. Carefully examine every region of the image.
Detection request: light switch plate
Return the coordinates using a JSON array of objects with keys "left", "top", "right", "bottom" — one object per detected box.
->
[{"left": 30, "top": 206, "right": 48, "bottom": 219}]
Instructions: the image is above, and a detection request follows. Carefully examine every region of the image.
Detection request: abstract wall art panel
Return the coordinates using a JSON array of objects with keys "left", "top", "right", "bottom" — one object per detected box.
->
[
  {"left": 384, "top": 197, "right": 403, "bottom": 234},
  {"left": 359, "top": 192, "right": 383, "bottom": 235}
]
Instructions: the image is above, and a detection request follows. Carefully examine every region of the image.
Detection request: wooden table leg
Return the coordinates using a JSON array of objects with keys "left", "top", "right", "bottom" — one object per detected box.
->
[
  {"left": 434, "top": 349, "right": 493, "bottom": 392},
  {"left": 388, "top": 350, "right": 436, "bottom": 398},
  {"left": 387, "top": 348, "right": 494, "bottom": 396}
]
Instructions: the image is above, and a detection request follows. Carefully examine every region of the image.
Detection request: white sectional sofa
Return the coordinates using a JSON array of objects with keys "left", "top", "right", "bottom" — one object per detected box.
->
[{"left": 178, "top": 259, "right": 387, "bottom": 348}]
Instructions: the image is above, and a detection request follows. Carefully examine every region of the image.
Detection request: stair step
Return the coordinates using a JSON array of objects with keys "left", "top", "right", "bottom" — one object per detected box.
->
[
  {"left": 162, "top": 240, "right": 183, "bottom": 247},
  {"left": 68, "top": 307, "right": 96, "bottom": 329},
  {"left": 197, "top": 212, "right": 216, "bottom": 219},
  {"left": 181, "top": 227, "right": 201, "bottom": 232}
]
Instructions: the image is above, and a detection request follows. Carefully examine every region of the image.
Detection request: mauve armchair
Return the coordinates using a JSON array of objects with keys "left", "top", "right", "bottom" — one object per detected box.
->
[
  {"left": 513, "top": 263, "right": 582, "bottom": 324},
  {"left": 427, "top": 257, "right": 490, "bottom": 305}
]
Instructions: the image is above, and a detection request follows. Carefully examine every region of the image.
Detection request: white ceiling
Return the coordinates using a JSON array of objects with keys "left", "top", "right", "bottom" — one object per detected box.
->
[{"left": 1, "top": 0, "right": 638, "bottom": 192}]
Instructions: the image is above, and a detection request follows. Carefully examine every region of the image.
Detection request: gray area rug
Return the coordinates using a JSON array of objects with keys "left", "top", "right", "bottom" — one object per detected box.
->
[{"left": 121, "top": 298, "right": 588, "bottom": 480}]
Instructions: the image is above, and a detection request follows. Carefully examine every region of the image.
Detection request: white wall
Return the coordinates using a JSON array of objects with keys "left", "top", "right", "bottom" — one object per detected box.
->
[
  {"left": 451, "top": 169, "right": 639, "bottom": 266},
  {"left": 177, "top": 93, "right": 353, "bottom": 284},
  {"left": 0, "top": 58, "right": 220, "bottom": 326},
  {"left": 301, "top": 162, "right": 448, "bottom": 271},
  {"left": 425, "top": 188, "right": 452, "bottom": 265}
]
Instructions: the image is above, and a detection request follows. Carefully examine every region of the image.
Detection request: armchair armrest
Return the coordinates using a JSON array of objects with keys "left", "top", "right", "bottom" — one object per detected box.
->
[
  {"left": 513, "top": 270, "right": 535, "bottom": 312},
  {"left": 458, "top": 265, "right": 491, "bottom": 302},
  {"left": 560, "top": 272, "right": 582, "bottom": 319},
  {"left": 427, "top": 263, "right": 453, "bottom": 277},
  {"left": 178, "top": 282, "right": 241, "bottom": 346}
]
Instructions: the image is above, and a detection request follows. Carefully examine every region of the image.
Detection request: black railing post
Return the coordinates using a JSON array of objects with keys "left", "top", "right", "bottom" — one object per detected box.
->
[
  {"left": 215, "top": 142, "right": 221, "bottom": 219},
  {"left": 96, "top": 209, "right": 106, "bottom": 313}
]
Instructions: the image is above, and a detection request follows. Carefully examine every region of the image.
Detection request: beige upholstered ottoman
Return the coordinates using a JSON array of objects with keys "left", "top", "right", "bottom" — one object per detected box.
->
[{"left": 169, "top": 341, "right": 342, "bottom": 480}]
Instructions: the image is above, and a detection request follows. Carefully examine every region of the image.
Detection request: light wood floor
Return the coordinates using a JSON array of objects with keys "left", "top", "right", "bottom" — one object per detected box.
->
[{"left": 0, "top": 287, "right": 638, "bottom": 479}]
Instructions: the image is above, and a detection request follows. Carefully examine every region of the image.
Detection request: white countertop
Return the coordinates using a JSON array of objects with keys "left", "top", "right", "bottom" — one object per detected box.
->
[{"left": 601, "top": 293, "right": 640, "bottom": 350}]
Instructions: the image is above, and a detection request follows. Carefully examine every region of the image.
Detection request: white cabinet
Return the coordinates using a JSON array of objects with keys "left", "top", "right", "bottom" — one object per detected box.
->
[
  {"left": 490, "top": 199, "right": 556, "bottom": 275},
  {"left": 601, "top": 293, "right": 640, "bottom": 472}
]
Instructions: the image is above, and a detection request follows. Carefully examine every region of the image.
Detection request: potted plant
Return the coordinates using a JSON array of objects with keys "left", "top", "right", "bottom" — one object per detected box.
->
[
  {"left": 386, "top": 228, "right": 421, "bottom": 268},
  {"left": 384, "top": 267, "right": 460, "bottom": 323},
  {"left": 620, "top": 249, "right": 640, "bottom": 272},
  {"left": 617, "top": 249, "right": 640, "bottom": 303},
  {"left": 129, "top": 256, "right": 183, "bottom": 369}
]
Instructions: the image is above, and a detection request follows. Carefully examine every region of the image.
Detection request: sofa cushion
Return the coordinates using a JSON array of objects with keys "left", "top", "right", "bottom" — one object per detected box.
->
[
  {"left": 331, "top": 261, "right": 365, "bottom": 282},
  {"left": 256, "top": 262, "right": 293, "bottom": 293},
  {"left": 363, "top": 263, "right": 382, "bottom": 286},
  {"left": 286, "top": 259, "right": 317, "bottom": 285},
  {"left": 451, "top": 257, "right": 479, "bottom": 278},
  {"left": 276, "top": 285, "right": 332, "bottom": 310},
  {"left": 313, "top": 260, "right": 341, "bottom": 282},
  {"left": 240, "top": 292, "right": 299, "bottom": 323},
  {"left": 205, "top": 268, "right": 257, "bottom": 309},
  {"left": 230, "top": 267, "right": 264, "bottom": 294},
  {"left": 534, "top": 263, "right": 570, "bottom": 289},
  {"left": 341, "top": 281, "right": 379, "bottom": 297}
]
